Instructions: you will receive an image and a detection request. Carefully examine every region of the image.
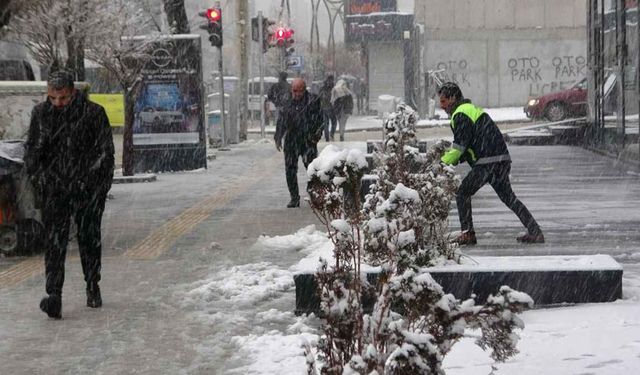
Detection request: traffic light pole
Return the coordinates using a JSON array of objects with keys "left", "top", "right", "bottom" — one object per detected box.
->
[
  {"left": 280, "top": 46, "right": 286, "bottom": 72},
  {"left": 258, "top": 11, "right": 265, "bottom": 139}
]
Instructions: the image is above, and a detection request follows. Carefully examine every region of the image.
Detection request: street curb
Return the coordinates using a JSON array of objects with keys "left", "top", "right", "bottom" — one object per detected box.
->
[
  {"left": 246, "top": 118, "right": 537, "bottom": 135},
  {"left": 112, "top": 173, "right": 157, "bottom": 184}
]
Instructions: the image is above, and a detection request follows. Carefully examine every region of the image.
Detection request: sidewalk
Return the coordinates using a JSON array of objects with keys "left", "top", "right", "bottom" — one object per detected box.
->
[
  {"left": 0, "top": 140, "right": 639, "bottom": 374},
  {"left": 247, "top": 106, "right": 534, "bottom": 135}
]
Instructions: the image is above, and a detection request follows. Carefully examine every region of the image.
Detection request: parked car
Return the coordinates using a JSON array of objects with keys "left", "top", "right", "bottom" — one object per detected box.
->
[
  {"left": 525, "top": 74, "right": 617, "bottom": 122},
  {"left": 525, "top": 78, "right": 588, "bottom": 121}
]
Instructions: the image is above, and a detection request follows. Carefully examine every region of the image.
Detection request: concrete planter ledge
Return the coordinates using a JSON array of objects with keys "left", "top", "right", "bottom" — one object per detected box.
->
[
  {"left": 293, "top": 254, "right": 623, "bottom": 316},
  {"left": 112, "top": 173, "right": 157, "bottom": 184}
]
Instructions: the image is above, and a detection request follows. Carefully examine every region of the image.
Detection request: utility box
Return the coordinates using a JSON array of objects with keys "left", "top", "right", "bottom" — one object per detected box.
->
[
  {"left": 207, "top": 110, "right": 228, "bottom": 147},
  {"left": 207, "top": 92, "right": 235, "bottom": 146},
  {"left": 210, "top": 76, "right": 239, "bottom": 144}
]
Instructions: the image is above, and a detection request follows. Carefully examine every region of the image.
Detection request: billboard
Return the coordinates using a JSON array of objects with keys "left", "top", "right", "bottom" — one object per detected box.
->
[
  {"left": 347, "top": 0, "right": 396, "bottom": 15},
  {"left": 126, "top": 35, "right": 206, "bottom": 172},
  {"left": 345, "top": 13, "right": 414, "bottom": 44}
]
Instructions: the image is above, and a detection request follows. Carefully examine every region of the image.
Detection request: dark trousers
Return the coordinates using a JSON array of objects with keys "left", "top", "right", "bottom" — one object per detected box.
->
[
  {"left": 284, "top": 143, "right": 318, "bottom": 199},
  {"left": 323, "top": 111, "right": 337, "bottom": 141},
  {"left": 457, "top": 161, "right": 541, "bottom": 235},
  {"left": 42, "top": 194, "right": 106, "bottom": 296}
]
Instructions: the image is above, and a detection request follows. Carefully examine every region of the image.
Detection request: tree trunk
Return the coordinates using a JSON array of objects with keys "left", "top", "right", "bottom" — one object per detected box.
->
[
  {"left": 163, "top": 0, "right": 189, "bottom": 34},
  {"left": 122, "top": 86, "right": 136, "bottom": 176},
  {"left": 65, "top": 35, "right": 85, "bottom": 81},
  {"left": 0, "top": 0, "right": 11, "bottom": 30}
]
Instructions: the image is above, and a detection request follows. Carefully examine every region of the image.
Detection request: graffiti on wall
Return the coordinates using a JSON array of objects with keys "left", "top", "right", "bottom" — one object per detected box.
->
[
  {"left": 434, "top": 59, "right": 472, "bottom": 87},
  {"left": 506, "top": 54, "right": 586, "bottom": 96},
  {"left": 426, "top": 40, "right": 488, "bottom": 105}
]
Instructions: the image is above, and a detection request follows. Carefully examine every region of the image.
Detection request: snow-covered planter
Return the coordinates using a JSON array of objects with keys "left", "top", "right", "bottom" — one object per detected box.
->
[{"left": 304, "top": 104, "right": 533, "bottom": 374}]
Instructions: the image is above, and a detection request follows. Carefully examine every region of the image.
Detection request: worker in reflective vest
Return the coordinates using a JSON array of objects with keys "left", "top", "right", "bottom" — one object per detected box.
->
[{"left": 438, "top": 82, "right": 544, "bottom": 245}]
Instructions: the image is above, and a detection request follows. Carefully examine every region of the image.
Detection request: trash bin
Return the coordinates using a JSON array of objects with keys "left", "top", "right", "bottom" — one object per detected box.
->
[
  {"left": 207, "top": 92, "right": 238, "bottom": 145},
  {"left": 207, "top": 110, "right": 228, "bottom": 148},
  {"left": 377, "top": 95, "right": 400, "bottom": 118}
]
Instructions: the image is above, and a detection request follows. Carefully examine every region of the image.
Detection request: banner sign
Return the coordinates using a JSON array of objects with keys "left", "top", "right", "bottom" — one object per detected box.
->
[
  {"left": 347, "top": 0, "right": 396, "bottom": 15},
  {"left": 345, "top": 13, "right": 413, "bottom": 44}
]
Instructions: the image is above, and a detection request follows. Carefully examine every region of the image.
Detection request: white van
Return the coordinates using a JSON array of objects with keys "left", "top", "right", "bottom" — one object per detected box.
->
[{"left": 248, "top": 76, "right": 278, "bottom": 116}]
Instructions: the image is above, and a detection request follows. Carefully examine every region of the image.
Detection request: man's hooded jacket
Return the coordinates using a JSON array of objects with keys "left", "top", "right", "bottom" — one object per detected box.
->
[
  {"left": 25, "top": 91, "right": 115, "bottom": 202},
  {"left": 274, "top": 90, "right": 324, "bottom": 149}
]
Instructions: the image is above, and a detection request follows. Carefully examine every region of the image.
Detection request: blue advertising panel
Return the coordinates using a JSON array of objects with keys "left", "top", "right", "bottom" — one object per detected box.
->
[{"left": 126, "top": 35, "right": 206, "bottom": 172}]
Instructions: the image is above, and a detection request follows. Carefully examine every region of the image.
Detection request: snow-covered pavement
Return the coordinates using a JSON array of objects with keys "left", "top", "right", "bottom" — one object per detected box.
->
[
  {"left": 248, "top": 107, "right": 534, "bottom": 134},
  {"left": 210, "top": 225, "right": 640, "bottom": 374},
  {"left": 1, "top": 140, "right": 639, "bottom": 374}
]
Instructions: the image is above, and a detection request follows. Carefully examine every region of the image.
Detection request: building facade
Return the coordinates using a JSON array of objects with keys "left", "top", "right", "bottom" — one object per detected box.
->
[{"left": 416, "top": 0, "right": 587, "bottom": 108}]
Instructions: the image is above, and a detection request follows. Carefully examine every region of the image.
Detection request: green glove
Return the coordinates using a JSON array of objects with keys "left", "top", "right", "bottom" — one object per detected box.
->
[{"left": 441, "top": 148, "right": 463, "bottom": 165}]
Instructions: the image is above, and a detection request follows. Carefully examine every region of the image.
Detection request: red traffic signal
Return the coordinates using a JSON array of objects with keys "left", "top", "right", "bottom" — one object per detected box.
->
[
  {"left": 205, "top": 8, "right": 221, "bottom": 22},
  {"left": 274, "top": 27, "right": 294, "bottom": 46},
  {"left": 199, "top": 7, "right": 223, "bottom": 47}
]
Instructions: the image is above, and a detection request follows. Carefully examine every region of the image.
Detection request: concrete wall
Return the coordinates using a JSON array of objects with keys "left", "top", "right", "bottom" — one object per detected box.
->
[
  {"left": 0, "top": 92, "right": 43, "bottom": 140},
  {"left": 417, "top": 0, "right": 587, "bottom": 107},
  {"left": 417, "top": 0, "right": 586, "bottom": 29},
  {"left": 368, "top": 42, "right": 405, "bottom": 109}
]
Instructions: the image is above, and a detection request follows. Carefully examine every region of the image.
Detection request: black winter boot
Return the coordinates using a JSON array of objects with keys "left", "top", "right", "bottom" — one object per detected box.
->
[
  {"left": 451, "top": 230, "right": 477, "bottom": 246},
  {"left": 287, "top": 196, "right": 300, "bottom": 208},
  {"left": 86, "top": 283, "right": 102, "bottom": 308},
  {"left": 517, "top": 232, "right": 545, "bottom": 244},
  {"left": 40, "top": 294, "right": 62, "bottom": 319}
]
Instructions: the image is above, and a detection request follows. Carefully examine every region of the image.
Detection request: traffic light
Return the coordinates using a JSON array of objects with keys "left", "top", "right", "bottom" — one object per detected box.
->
[
  {"left": 262, "top": 19, "right": 277, "bottom": 53},
  {"left": 199, "top": 7, "right": 223, "bottom": 48},
  {"left": 274, "top": 27, "right": 294, "bottom": 47},
  {"left": 284, "top": 28, "right": 294, "bottom": 53}
]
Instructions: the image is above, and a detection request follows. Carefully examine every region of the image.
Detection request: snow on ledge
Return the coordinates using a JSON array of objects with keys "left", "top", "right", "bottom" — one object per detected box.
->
[{"left": 425, "top": 254, "right": 622, "bottom": 273}]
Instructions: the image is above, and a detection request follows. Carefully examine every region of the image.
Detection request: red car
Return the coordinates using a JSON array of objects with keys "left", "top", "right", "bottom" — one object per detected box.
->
[{"left": 524, "top": 78, "right": 588, "bottom": 122}]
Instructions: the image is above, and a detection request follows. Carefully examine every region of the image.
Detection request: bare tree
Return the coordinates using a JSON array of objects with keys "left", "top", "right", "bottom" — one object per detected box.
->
[
  {"left": 7, "top": 0, "right": 104, "bottom": 79},
  {"left": 309, "top": 0, "right": 321, "bottom": 53},
  {"left": 322, "top": 0, "right": 344, "bottom": 73},
  {"left": 139, "top": 0, "right": 165, "bottom": 33},
  {"left": 162, "top": 0, "right": 189, "bottom": 34},
  {"left": 83, "top": 0, "right": 157, "bottom": 175}
]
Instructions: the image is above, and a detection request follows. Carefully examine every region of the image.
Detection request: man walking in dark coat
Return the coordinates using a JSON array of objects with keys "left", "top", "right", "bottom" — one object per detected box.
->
[
  {"left": 274, "top": 78, "right": 324, "bottom": 208},
  {"left": 318, "top": 75, "right": 336, "bottom": 142},
  {"left": 438, "top": 82, "right": 544, "bottom": 245},
  {"left": 267, "top": 71, "right": 290, "bottom": 126},
  {"left": 25, "top": 70, "right": 115, "bottom": 319}
]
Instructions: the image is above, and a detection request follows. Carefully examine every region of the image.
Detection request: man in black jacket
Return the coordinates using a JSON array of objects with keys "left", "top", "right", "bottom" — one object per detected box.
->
[
  {"left": 318, "top": 75, "right": 336, "bottom": 142},
  {"left": 438, "top": 82, "right": 544, "bottom": 245},
  {"left": 25, "top": 70, "right": 115, "bottom": 319},
  {"left": 267, "top": 71, "right": 290, "bottom": 126},
  {"left": 274, "top": 78, "right": 324, "bottom": 208}
]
